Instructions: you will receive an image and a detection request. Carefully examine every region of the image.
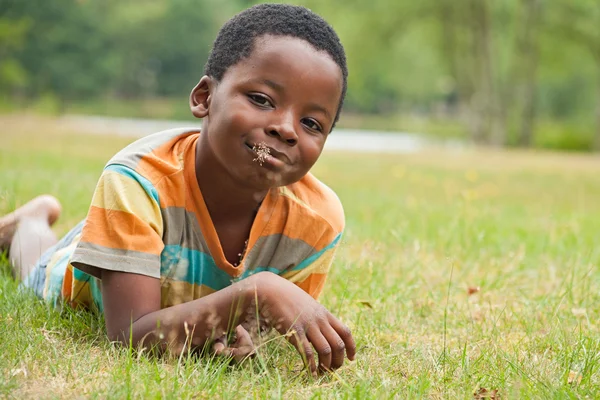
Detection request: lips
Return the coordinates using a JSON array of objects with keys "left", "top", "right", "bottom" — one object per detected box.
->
[{"left": 246, "top": 141, "right": 291, "bottom": 164}]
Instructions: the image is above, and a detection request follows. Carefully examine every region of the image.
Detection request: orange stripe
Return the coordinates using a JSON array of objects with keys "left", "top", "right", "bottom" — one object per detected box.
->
[
  {"left": 296, "top": 273, "right": 327, "bottom": 300},
  {"left": 81, "top": 206, "right": 163, "bottom": 255},
  {"left": 287, "top": 174, "right": 345, "bottom": 232},
  {"left": 61, "top": 264, "right": 73, "bottom": 300},
  {"left": 134, "top": 133, "right": 197, "bottom": 209},
  {"left": 62, "top": 264, "right": 93, "bottom": 308},
  {"left": 266, "top": 200, "right": 335, "bottom": 249},
  {"left": 155, "top": 174, "right": 187, "bottom": 209}
]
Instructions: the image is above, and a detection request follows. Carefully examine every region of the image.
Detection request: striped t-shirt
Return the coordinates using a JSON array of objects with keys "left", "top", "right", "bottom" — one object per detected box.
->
[{"left": 45, "top": 128, "right": 344, "bottom": 311}]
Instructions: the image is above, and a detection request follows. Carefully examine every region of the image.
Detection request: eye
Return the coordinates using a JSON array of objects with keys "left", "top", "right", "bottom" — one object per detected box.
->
[
  {"left": 247, "top": 93, "right": 274, "bottom": 108},
  {"left": 301, "top": 117, "right": 323, "bottom": 133}
]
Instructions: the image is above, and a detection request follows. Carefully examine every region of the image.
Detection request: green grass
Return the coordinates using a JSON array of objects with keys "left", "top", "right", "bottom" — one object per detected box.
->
[{"left": 1, "top": 120, "right": 599, "bottom": 398}]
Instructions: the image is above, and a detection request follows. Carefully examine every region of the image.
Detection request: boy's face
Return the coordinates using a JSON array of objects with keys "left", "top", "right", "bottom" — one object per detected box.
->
[{"left": 190, "top": 35, "right": 343, "bottom": 190}]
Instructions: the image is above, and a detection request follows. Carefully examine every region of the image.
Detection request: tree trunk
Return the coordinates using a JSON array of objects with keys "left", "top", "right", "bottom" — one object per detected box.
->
[
  {"left": 517, "top": 0, "right": 541, "bottom": 147},
  {"left": 467, "top": 0, "right": 488, "bottom": 143},
  {"left": 595, "top": 68, "right": 600, "bottom": 152},
  {"left": 437, "top": 2, "right": 471, "bottom": 126},
  {"left": 471, "top": 0, "right": 505, "bottom": 146}
]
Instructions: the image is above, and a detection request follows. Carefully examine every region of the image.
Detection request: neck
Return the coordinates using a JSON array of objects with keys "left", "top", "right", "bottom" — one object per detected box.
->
[{"left": 194, "top": 133, "right": 267, "bottom": 223}]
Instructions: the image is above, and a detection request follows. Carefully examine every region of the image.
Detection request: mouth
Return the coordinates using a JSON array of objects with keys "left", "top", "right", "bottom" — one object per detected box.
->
[{"left": 245, "top": 141, "right": 290, "bottom": 167}]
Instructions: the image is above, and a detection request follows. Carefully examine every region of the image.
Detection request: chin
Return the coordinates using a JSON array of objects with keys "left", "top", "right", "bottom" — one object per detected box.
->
[{"left": 250, "top": 171, "right": 293, "bottom": 190}]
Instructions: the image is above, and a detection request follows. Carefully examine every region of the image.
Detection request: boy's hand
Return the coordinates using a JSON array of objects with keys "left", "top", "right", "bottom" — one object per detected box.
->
[
  {"left": 212, "top": 325, "right": 255, "bottom": 363},
  {"left": 252, "top": 272, "right": 356, "bottom": 375}
]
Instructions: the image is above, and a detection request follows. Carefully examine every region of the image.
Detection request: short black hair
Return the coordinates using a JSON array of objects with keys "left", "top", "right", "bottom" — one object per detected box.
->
[{"left": 204, "top": 3, "right": 347, "bottom": 127}]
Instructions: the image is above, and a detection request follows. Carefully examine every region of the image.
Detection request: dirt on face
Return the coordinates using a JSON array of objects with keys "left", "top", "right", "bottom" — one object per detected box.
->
[{"left": 252, "top": 142, "right": 271, "bottom": 166}]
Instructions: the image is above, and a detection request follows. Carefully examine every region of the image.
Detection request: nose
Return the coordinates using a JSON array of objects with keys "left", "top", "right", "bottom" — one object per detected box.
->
[{"left": 266, "top": 112, "right": 298, "bottom": 146}]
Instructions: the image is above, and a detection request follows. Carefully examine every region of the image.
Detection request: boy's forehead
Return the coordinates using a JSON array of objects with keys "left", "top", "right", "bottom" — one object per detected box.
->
[{"left": 236, "top": 35, "right": 341, "bottom": 80}]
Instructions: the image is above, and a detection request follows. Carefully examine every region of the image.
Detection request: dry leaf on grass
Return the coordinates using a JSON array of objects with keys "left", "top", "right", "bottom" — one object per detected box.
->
[
  {"left": 356, "top": 300, "right": 374, "bottom": 309},
  {"left": 40, "top": 328, "right": 59, "bottom": 344},
  {"left": 473, "top": 387, "right": 498, "bottom": 399},
  {"left": 10, "top": 367, "right": 28, "bottom": 378},
  {"left": 468, "top": 286, "right": 481, "bottom": 296},
  {"left": 568, "top": 370, "right": 582, "bottom": 385}
]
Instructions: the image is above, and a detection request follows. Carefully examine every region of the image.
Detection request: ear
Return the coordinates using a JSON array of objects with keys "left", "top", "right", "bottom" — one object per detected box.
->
[{"left": 189, "top": 76, "right": 215, "bottom": 119}]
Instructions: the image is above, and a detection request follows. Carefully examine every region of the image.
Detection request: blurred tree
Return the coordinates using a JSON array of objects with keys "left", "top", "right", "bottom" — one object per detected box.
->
[
  {"left": 514, "top": 0, "right": 542, "bottom": 147},
  {"left": 3, "top": 0, "right": 113, "bottom": 109},
  {"left": 0, "top": 0, "right": 598, "bottom": 150},
  {"left": 101, "top": 0, "right": 225, "bottom": 98},
  {"left": 0, "top": 8, "right": 31, "bottom": 97},
  {"left": 152, "top": 0, "right": 232, "bottom": 96},
  {"left": 433, "top": 0, "right": 506, "bottom": 145},
  {"left": 546, "top": 1, "right": 600, "bottom": 151}
]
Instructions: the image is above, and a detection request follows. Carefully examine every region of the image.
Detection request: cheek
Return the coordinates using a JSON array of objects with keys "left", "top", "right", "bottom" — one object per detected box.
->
[
  {"left": 227, "top": 112, "right": 251, "bottom": 133},
  {"left": 299, "top": 139, "right": 324, "bottom": 168},
  {"left": 221, "top": 99, "right": 257, "bottom": 134}
]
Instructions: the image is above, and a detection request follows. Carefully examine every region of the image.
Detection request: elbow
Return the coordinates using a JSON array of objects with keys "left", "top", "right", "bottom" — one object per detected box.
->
[
  {"left": 106, "top": 328, "right": 130, "bottom": 345},
  {"left": 106, "top": 322, "right": 139, "bottom": 346}
]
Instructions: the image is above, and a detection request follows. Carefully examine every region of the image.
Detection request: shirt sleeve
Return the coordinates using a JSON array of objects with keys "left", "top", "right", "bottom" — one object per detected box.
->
[
  {"left": 70, "top": 164, "right": 164, "bottom": 278},
  {"left": 282, "top": 232, "right": 342, "bottom": 300}
]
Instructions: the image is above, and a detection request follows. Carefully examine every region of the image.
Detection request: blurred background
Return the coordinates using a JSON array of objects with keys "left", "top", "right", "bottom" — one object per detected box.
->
[{"left": 1, "top": 0, "right": 599, "bottom": 151}]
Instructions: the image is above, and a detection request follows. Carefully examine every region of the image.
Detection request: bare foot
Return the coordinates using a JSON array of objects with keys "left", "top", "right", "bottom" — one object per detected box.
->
[{"left": 0, "top": 195, "right": 62, "bottom": 249}]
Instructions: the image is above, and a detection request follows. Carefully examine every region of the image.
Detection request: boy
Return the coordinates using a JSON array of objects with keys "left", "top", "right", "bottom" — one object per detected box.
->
[{"left": 0, "top": 4, "right": 355, "bottom": 375}]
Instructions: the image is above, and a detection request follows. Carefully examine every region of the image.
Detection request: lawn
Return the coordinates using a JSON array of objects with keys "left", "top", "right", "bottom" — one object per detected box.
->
[{"left": 1, "top": 118, "right": 599, "bottom": 398}]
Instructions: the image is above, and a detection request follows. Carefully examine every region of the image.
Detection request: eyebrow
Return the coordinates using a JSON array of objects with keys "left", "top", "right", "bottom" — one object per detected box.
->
[
  {"left": 262, "top": 79, "right": 283, "bottom": 92},
  {"left": 245, "top": 78, "right": 284, "bottom": 93},
  {"left": 306, "top": 102, "right": 331, "bottom": 120}
]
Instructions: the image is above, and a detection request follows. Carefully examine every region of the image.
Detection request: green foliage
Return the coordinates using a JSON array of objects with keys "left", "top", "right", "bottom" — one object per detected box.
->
[
  {"left": 0, "top": 0, "right": 233, "bottom": 102},
  {"left": 1, "top": 0, "right": 599, "bottom": 149},
  {"left": 0, "top": 10, "right": 30, "bottom": 92},
  {"left": 532, "top": 122, "right": 595, "bottom": 152}
]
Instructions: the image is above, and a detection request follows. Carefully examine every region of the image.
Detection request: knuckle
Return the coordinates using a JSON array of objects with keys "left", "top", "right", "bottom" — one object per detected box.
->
[
  {"left": 335, "top": 339, "right": 346, "bottom": 352},
  {"left": 292, "top": 325, "right": 305, "bottom": 337},
  {"left": 316, "top": 305, "right": 328, "bottom": 317},
  {"left": 303, "top": 346, "right": 314, "bottom": 358},
  {"left": 339, "top": 325, "right": 352, "bottom": 339},
  {"left": 320, "top": 345, "right": 332, "bottom": 356},
  {"left": 315, "top": 312, "right": 327, "bottom": 324}
]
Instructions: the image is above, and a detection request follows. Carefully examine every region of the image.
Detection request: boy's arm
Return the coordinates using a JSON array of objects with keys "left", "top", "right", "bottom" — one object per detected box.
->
[
  {"left": 100, "top": 268, "right": 355, "bottom": 374},
  {"left": 101, "top": 268, "right": 255, "bottom": 353},
  {"left": 76, "top": 165, "right": 355, "bottom": 372}
]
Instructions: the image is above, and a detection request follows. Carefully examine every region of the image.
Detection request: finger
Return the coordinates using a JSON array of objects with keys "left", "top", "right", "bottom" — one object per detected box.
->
[
  {"left": 306, "top": 328, "right": 332, "bottom": 372},
  {"left": 328, "top": 315, "right": 356, "bottom": 361},
  {"left": 212, "top": 335, "right": 228, "bottom": 355},
  {"left": 231, "top": 326, "right": 256, "bottom": 362},
  {"left": 320, "top": 324, "right": 345, "bottom": 370},
  {"left": 287, "top": 328, "right": 317, "bottom": 376},
  {"left": 212, "top": 341, "right": 226, "bottom": 355},
  {"left": 233, "top": 325, "right": 253, "bottom": 348}
]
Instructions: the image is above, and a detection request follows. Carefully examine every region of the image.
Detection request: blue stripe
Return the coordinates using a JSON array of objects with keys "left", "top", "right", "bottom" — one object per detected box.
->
[
  {"left": 105, "top": 164, "right": 160, "bottom": 206},
  {"left": 46, "top": 251, "right": 72, "bottom": 306},
  {"left": 289, "top": 233, "right": 342, "bottom": 272},
  {"left": 160, "top": 245, "right": 233, "bottom": 290},
  {"left": 89, "top": 279, "right": 104, "bottom": 312},
  {"left": 73, "top": 268, "right": 104, "bottom": 312}
]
